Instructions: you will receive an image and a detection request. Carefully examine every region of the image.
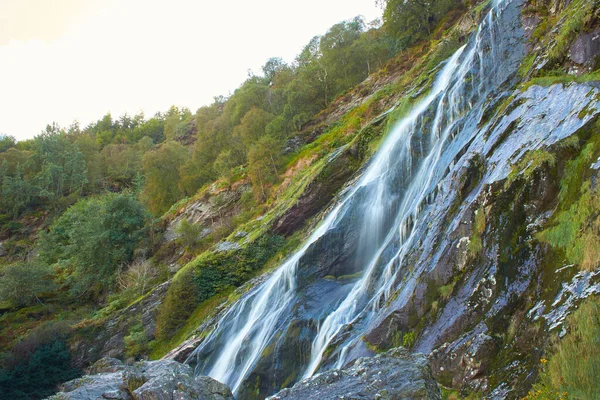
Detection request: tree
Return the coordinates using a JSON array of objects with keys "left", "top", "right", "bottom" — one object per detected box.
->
[
  {"left": 234, "top": 107, "right": 275, "bottom": 147},
  {"left": 0, "top": 134, "right": 16, "bottom": 153},
  {"left": 31, "top": 126, "right": 88, "bottom": 206},
  {"left": 141, "top": 141, "right": 189, "bottom": 215},
  {"left": 1, "top": 164, "right": 35, "bottom": 217},
  {"left": 382, "top": 0, "right": 456, "bottom": 49},
  {"left": 248, "top": 135, "right": 283, "bottom": 201},
  {"left": 0, "top": 262, "right": 57, "bottom": 307},
  {"left": 39, "top": 193, "right": 150, "bottom": 300}
]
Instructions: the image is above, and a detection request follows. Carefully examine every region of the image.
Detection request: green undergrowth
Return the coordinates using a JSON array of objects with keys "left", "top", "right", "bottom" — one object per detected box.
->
[
  {"left": 520, "top": 0, "right": 598, "bottom": 78},
  {"left": 149, "top": 292, "right": 229, "bottom": 359},
  {"left": 520, "top": 70, "right": 600, "bottom": 91},
  {"left": 153, "top": 234, "right": 285, "bottom": 342},
  {"left": 537, "top": 122, "right": 600, "bottom": 271},
  {"left": 524, "top": 295, "right": 600, "bottom": 400}
]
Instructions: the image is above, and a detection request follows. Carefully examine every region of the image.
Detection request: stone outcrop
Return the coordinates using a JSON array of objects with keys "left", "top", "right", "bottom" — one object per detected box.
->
[
  {"left": 48, "top": 358, "right": 233, "bottom": 400},
  {"left": 70, "top": 282, "right": 170, "bottom": 369},
  {"left": 569, "top": 28, "right": 600, "bottom": 68},
  {"left": 267, "top": 348, "right": 441, "bottom": 400}
]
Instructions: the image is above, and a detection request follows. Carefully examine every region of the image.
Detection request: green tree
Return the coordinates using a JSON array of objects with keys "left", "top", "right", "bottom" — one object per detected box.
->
[
  {"left": 39, "top": 193, "right": 150, "bottom": 300},
  {"left": 234, "top": 107, "right": 275, "bottom": 147},
  {"left": 31, "top": 126, "right": 88, "bottom": 206},
  {"left": 0, "top": 134, "right": 16, "bottom": 153},
  {"left": 248, "top": 135, "right": 282, "bottom": 201},
  {"left": 0, "top": 262, "right": 57, "bottom": 307},
  {"left": 1, "top": 164, "right": 35, "bottom": 217},
  {"left": 382, "top": 0, "right": 456, "bottom": 49},
  {"left": 142, "top": 141, "right": 189, "bottom": 215}
]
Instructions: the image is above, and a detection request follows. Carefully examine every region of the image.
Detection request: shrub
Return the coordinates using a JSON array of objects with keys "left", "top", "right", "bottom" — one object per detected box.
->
[
  {"left": 39, "top": 193, "right": 150, "bottom": 301},
  {"left": 0, "top": 262, "right": 57, "bottom": 308}
]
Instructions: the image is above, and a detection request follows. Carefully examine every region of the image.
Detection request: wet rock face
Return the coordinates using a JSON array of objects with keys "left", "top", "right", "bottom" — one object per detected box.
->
[
  {"left": 267, "top": 348, "right": 441, "bottom": 400},
  {"left": 569, "top": 28, "right": 600, "bottom": 68},
  {"left": 48, "top": 358, "right": 233, "bottom": 400},
  {"left": 71, "top": 282, "right": 170, "bottom": 369}
]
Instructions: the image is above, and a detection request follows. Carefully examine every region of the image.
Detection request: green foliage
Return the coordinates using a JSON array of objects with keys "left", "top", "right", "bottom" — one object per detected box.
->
[
  {"left": 0, "top": 340, "right": 80, "bottom": 399},
  {"left": 155, "top": 234, "right": 284, "bottom": 341},
  {"left": 124, "top": 323, "right": 149, "bottom": 358},
  {"left": 0, "top": 322, "right": 80, "bottom": 400},
  {"left": 0, "top": 134, "right": 16, "bottom": 153},
  {"left": 402, "top": 331, "right": 417, "bottom": 348},
  {"left": 142, "top": 141, "right": 189, "bottom": 215},
  {"left": 31, "top": 126, "right": 88, "bottom": 206},
  {"left": 39, "top": 193, "right": 150, "bottom": 300},
  {"left": 382, "top": 0, "right": 459, "bottom": 51},
  {"left": 525, "top": 296, "right": 600, "bottom": 400},
  {"left": 537, "top": 134, "right": 600, "bottom": 271},
  {"left": 0, "top": 262, "right": 57, "bottom": 308},
  {"left": 175, "top": 218, "right": 203, "bottom": 252},
  {"left": 248, "top": 136, "right": 283, "bottom": 201}
]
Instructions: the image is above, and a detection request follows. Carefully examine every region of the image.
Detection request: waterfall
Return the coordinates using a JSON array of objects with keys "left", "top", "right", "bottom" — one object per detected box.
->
[{"left": 187, "top": 0, "right": 524, "bottom": 395}]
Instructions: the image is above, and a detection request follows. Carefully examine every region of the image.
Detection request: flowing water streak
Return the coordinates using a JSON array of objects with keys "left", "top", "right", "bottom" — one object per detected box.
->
[
  {"left": 303, "top": 0, "right": 512, "bottom": 376},
  {"left": 188, "top": 0, "right": 515, "bottom": 393},
  {"left": 302, "top": 46, "right": 467, "bottom": 378},
  {"left": 187, "top": 200, "right": 349, "bottom": 393}
]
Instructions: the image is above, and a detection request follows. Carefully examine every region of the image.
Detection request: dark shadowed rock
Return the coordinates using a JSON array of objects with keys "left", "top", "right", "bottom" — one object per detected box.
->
[
  {"left": 267, "top": 348, "right": 441, "bottom": 400},
  {"left": 47, "top": 359, "right": 233, "bottom": 400},
  {"left": 569, "top": 28, "right": 600, "bottom": 67}
]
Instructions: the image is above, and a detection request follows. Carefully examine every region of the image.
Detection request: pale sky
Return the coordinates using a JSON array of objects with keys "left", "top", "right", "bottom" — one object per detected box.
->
[{"left": 0, "top": 0, "right": 382, "bottom": 141}]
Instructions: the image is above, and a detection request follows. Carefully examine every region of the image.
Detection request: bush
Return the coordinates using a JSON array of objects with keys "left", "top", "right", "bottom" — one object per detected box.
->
[
  {"left": 0, "top": 321, "right": 80, "bottom": 399},
  {"left": 39, "top": 192, "right": 150, "bottom": 301},
  {"left": 0, "top": 262, "right": 57, "bottom": 308}
]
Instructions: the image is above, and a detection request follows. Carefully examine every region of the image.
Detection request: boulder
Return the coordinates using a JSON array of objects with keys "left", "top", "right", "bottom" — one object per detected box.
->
[
  {"left": 48, "top": 359, "right": 233, "bottom": 400},
  {"left": 267, "top": 348, "right": 441, "bottom": 400}
]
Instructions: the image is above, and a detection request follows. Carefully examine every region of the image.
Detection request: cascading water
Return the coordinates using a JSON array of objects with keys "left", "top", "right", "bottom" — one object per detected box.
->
[{"left": 187, "top": 0, "right": 525, "bottom": 396}]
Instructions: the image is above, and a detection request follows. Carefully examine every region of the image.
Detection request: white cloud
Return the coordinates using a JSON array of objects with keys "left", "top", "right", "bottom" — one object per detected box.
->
[{"left": 0, "top": 0, "right": 382, "bottom": 140}]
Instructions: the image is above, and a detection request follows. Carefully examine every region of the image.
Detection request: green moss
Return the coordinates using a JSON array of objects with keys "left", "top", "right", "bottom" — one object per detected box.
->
[
  {"left": 537, "top": 128, "right": 600, "bottom": 271},
  {"left": 468, "top": 206, "right": 486, "bottom": 257},
  {"left": 154, "top": 234, "right": 285, "bottom": 342},
  {"left": 520, "top": 71, "right": 600, "bottom": 91},
  {"left": 524, "top": 296, "right": 600, "bottom": 400},
  {"left": 150, "top": 292, "right": 227, "bottom": 359},
  {"left": 505, "top": 149, "right": 556, "bottom": 189},
  {"left": 547, "top": 0, "right": 596, "bottom": 65},
  {"left": 438, "top": 281, "right": 456, "bottom": 301}
]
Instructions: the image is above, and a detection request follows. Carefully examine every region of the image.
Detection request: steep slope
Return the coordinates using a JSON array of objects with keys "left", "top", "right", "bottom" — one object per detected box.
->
[{"left": 156, "top": 0, "right": 600, "bottom": 399}]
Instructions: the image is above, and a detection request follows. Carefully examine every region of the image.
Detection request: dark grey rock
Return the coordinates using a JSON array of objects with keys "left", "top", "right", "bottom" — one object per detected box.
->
[
  {"left": 48, "top": 359, "right": 233, "bottom": 400},
  {"left": 267, "top": 348, "right": 441, "bottom": 400},
  {"left": 569, "top": 28, "right": 600, "bottom": 67},
  {"left": 215, "top": 241, "right": 241, "bottom": 252}
]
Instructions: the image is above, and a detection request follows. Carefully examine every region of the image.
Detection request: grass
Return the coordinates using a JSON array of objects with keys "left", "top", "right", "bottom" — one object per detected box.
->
[
  {"left": 468, "top": 206, "right": 487, "bottom": 257},
  {"left": 537, "top": 127, "right": 600, "bottom": 271},
  {"left": 546, "top": 0, "right": 596, "bottom": 65},
  {"left": 524, "top": 296, "right": 600, "bottom": 400},
  {"left": 149, "top": 292, "right": 228, "bottom": 359}
]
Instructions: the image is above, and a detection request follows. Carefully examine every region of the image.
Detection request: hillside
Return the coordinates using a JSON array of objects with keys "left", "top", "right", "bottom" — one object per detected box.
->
[{"left": 2, "top": 0, "right": 600, "bottom": 399}]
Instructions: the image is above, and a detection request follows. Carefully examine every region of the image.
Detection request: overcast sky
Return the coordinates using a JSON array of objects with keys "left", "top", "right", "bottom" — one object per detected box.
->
[{"left": 0, "top": 0, "right": 382, "bottom": 141}]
